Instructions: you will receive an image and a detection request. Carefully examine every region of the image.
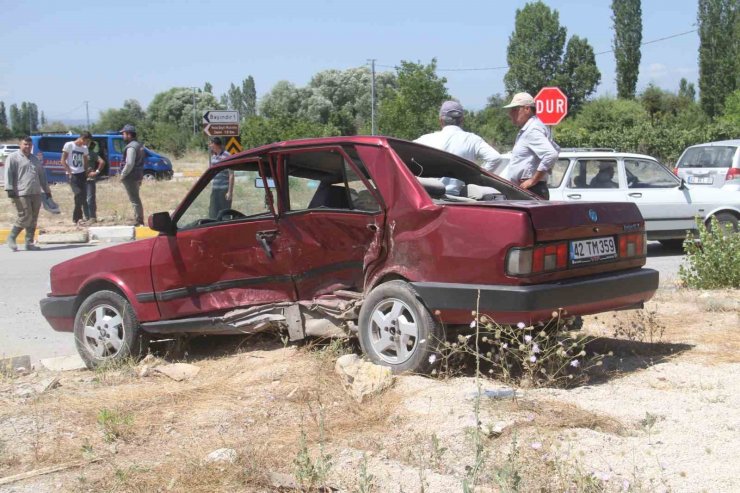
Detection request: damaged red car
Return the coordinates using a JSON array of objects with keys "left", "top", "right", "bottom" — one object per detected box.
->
[{"left": 40, "top": 137, "right": 658, "bottom": 372}]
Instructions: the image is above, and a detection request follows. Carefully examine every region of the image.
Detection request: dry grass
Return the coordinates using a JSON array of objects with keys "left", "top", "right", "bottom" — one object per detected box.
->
[{"left": 0, "top": 178, "right": 197, "bottom": 231}]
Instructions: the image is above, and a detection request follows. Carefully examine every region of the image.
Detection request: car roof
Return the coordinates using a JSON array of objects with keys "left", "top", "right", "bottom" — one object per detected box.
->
[
  {"left": 683, "top": 139, "right": 740, "bottom": 148},
  {"left": 499, "top": 150, "right": 659, "bottom": 161}
]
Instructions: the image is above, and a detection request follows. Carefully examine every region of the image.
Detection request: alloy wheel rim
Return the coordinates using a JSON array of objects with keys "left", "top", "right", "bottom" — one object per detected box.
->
[
  {"left": 368, "top": 298, "right": 419, "bottom": 365},
  {"left": 81, "top": 304, "right": 125, "bottom": 359}
]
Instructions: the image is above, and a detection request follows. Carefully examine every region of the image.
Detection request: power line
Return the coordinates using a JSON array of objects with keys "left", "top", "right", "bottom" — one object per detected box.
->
[{"left": 376, "top": 27, "right": 698, "bottom": 72}]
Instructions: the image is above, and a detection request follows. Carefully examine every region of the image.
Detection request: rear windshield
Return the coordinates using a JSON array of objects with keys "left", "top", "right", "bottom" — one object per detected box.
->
[{"left": 677, "top": 146, "right": 737, "bottom": 169}]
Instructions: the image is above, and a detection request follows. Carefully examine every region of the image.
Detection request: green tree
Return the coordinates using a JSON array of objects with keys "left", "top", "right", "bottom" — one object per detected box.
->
[
  {"left": 678, "top": 78, "right": 696, "bottom": 102},
  {"left": 0, "top": 102, "right": 10, "bottom": 139},
  {"left": 504, "top": 1, "right": 567, "bottom": 95},
  {"left": 377, "top": 59, "right": 449, "bottom": 140},
  {"left": 241, "top": 115, "right": 339, "bottom": 149},
  {"left": 719, "top": 89, "right": 740, "bottom": 128},
  {"left": 203, "top": 82, "right": 213, "bottom": 94},
  {"left": 466, "top": 94, "right": 519, "bottom": 152},
  {"left": 9, "top": 104, "right": 22, "bottom": 136},
  {"left": 243, "top": 76, "right": 257, "bottom": 117},
  {"left": 39, "top": 121, "right": 69, "bottom": 133},
  {"left": 556, "top": 35, "right": 601, "bottom": 113},
  {"left": 698, "top": 0, "right": 738, "bottom": 117},
  {"left": 147, "top": 87, "right": 221, "bottom": 130},
  {"left": 611, "top": 0, "right": 642, "bottom": 99},
  {"left": 94, "top": 99, "right": 146, "bottom": 133}
]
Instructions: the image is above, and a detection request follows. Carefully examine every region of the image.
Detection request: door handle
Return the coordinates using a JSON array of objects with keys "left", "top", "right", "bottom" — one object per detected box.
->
[
  {"left": 628, "top": 193, "right": 642, "bottom": 198},
  {"left": 256, "top": 230, "right": 279, "bottom": 258},
  {"left": 367, "top": 223, "right": 379, "bottom": 232},
  {"left": 566, "top": 194, "right": 582, "bottom": 199}
]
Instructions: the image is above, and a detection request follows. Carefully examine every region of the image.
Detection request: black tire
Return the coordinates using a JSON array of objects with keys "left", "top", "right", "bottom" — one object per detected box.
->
[
  {"left": 143, "top": 171, "right": 156, "bottom": 181},
  {"left": 358, "top": 280, "right": 441, "bottom": 374},
  {"left": 709, "top": 212, "right": 739, "bottom": 234},
  {"left": 73, "top": 290, "right": 146, "bottom": 369}
]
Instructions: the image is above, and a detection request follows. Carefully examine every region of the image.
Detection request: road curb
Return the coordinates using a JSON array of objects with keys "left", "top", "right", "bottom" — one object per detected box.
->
[{"left": 0, "top": 226, "right": 157, "bottom": 245}]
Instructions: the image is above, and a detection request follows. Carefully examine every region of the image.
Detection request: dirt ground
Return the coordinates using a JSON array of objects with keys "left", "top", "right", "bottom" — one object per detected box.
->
[{"left": 1, "top": 288, "right": 738, "bottom": 493}]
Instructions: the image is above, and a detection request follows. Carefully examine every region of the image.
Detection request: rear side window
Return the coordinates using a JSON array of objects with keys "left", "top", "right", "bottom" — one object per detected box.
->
[
  {"left": 677, "top": 146, "right": 737, "bottom": 169},
  {"left": 37, "top": 137, "right": 68, "bottom": 153},
  {"left": 547, "top": 158, "right": 570, "bottom": 187}
]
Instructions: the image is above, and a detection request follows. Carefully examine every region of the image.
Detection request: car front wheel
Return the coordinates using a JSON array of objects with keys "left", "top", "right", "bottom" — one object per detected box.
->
[
  {"left": 358, "top": 280, "right": 441, "bottom": 374},
  {"left": 73, "top": 290, "right": 146, "bottom": 369},
  {"left": 710, "top": 212, "right": 739, "bottom": 233}
]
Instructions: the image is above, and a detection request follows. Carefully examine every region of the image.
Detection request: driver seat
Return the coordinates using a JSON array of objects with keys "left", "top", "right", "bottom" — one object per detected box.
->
[{"left": 308, "top": 183, "right": 350, "bottom": 209}]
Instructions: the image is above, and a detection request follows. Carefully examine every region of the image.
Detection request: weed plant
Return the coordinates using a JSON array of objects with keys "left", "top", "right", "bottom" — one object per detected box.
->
[
  {"left": 437, "top": 313, "right": 605, "bottom": 388},
  {"left": 97, "top": 408, "right": 134, "bottom": 443},
  {"left": 679, "top": 216, "right": 740, "bottom": 289}
]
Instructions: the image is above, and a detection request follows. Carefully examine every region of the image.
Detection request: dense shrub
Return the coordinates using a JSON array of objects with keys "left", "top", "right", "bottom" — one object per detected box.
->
[{"left": 679, "top": 217, "right": 740, "bottom": 289}]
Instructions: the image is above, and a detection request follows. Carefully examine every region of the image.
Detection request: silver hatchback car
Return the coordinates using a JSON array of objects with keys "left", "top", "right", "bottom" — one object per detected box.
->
[{"left": 675, "top": 140, "right": 740, "bottom": 189}]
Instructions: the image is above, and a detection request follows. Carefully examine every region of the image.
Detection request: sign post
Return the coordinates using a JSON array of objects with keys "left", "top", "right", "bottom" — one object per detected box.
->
[
  {"left": 534, "top": 87, "right": 568, "bottom": 125},
  {"left": 202, "top": 110, "right": 242, "bottom": 154}
]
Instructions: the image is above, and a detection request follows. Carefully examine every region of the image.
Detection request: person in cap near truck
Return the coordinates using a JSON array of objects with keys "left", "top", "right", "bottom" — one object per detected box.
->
[
  {"left": 4, "top": 136, "right": 52, "bottom": 251},
  {"left": 503, "top": 92, "right": 560, "bottom": 199},
  {"left": 120, "top": 124, "right": 145, "bottom": 226},
  {"left": 83, "top": 140, "right": 106, "bottom": 223},
  {"left": 208, "top": 137, "right": 235, "bottom": 219},
  {"left": 415, "top": 100, "right": 502, "bottom": 172},
  {"left": 61, "top": 131, "right": 92, "bottom": 224}
]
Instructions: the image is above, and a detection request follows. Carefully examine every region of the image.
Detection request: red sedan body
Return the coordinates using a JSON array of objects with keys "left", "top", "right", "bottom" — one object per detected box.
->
[{"left": 40, "top": 136, "right": 658, "bottom": 371}]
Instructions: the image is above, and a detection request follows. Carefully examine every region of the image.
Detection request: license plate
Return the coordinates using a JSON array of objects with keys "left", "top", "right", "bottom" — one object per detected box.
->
[
  {"left": 570, "top": 237, "right": 617, "bottom": 264},
  {"left": 688, "top": 176, "right": 713, "bottom": 184}
]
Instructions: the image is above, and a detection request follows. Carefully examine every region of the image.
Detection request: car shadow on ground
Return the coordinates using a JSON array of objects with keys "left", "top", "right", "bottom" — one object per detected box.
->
[
  {"left": 34, "top": 244, "right": 101, "bottom": 252},
  {"left": 647, "top": 241, "right": 684, "bottom": 257}
]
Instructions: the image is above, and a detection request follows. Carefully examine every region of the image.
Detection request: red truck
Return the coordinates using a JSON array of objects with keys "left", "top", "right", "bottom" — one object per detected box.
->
[{"left": 40, "top": 137, "right": 658, "bottom": 373}]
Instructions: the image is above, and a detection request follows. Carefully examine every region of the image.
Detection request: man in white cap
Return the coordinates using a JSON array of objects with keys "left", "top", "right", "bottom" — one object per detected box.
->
[
  {"left": 415, "top": 100, "right": 501, "bottom": 171},
  {"left": 503, "top": 92, "right": 560, "bottom": 199}
]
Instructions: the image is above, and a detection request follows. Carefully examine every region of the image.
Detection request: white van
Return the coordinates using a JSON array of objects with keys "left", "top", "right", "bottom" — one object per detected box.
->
[{"left": 675, "top": 140, "right": 740, "bottom": 189}]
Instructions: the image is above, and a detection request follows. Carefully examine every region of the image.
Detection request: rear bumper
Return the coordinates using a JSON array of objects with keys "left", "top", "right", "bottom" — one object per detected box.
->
[
  {"left": 39, "top": 295, "right": 77, "bottom": 332},
  {"left": 411, "top": 268, "right": 659, "bottom": 324}
]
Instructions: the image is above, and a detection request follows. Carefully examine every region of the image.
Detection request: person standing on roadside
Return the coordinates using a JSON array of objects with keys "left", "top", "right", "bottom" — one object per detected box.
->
[
  {"left": 503, "top": 92, "right": 560, "bottom": 199},
  {"left": 415, "top": 100, "right": 502, "bottom": 172},
  {"left": 208, "top": 137, "right": 234, "bottom": 219},
  {"left": 61, "top": 131, "right": 91, "bottom": 224},
  {"left": 83, "top": 140, "right": 106, "bottom": 223},
  {"left": 4, "top": 136, "right": 52, "bottom": 251},
  {"left": 120, "top": 124, "right": 145, "bottom": 226}
]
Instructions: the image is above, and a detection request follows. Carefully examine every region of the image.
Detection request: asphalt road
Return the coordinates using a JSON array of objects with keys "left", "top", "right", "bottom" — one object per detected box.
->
[{"left": 0, "top": 241, "right": 684, "bottom": 363}]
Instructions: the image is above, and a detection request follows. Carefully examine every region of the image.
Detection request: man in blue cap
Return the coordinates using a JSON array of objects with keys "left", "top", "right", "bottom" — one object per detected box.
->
[{"left": 120, "top": 124, "right": 145, "bottom": 226}]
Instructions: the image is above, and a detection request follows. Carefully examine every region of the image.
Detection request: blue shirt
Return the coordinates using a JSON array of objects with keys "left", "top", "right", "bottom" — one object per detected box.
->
[
  {"left": 210, "top": 150, "right": 231, "bottom": 190},
  {"left": 506, "top": 116, "right": 560, "bottom": 183}
]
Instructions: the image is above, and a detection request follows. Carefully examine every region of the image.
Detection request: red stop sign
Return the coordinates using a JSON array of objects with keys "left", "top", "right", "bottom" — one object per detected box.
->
[{"left": 535, "top": 87, "right": 568, "bottom": 125}]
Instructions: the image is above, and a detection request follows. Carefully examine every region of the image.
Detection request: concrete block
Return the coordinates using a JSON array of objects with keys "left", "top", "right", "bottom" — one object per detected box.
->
[
  {"left": 38, "top": 354, "right": 87, "bottom": 372},
  {"left": 89, "top": 226, "right": 134, "bottom": 242},
  {"left": 0, "top": 355, "right": 32, "bottom": 375},
  {"left": 38, "top": 231, "right": 89, "bottom": 244}
]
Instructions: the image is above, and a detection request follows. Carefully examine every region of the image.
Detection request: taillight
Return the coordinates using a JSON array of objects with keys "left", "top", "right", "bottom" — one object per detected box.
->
[
  {"left": 619, "top": 232, "right": 646, "bottom": 258},
  {"left": 672, "top": 167, "right": 679, "bottom": 176},
  {"left": 507, "top": 242, "right": 568, "bottom": 276},
  {"left": 725, "top": 168, "right": 740, "bottom": 181}
]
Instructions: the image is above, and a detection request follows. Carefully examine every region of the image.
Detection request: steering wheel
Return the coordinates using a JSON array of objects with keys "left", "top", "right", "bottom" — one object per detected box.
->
[{"left": 216, "top": 209, "right": 246, "bottom": 221}]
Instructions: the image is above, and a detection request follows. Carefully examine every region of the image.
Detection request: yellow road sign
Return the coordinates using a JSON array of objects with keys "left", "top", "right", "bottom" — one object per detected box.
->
[{"left": 225, "top": 137, "right": 243, "bottom": 155}]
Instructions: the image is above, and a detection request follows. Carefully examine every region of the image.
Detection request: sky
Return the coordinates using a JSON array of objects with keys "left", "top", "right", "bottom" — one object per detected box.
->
[{"left": 0, "top": 0, "right": 701, "bottom": 123}]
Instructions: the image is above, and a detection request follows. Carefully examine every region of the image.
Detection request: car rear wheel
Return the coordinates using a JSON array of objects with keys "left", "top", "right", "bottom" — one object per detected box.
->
[
  {"left": 143, "top": 171, "right": 156, "bottom": 181},
  {"left": 709, "top": 212, "right": 739, "bottom": 233},
  {"left": 358, "top": 280, "right": 441, "bottom": 374},
  {"left": 659, "top": 239, "right": 684, "bottom": 250},
  {"left": 73, "top": 290, "right": 146, "bottom": 369}
]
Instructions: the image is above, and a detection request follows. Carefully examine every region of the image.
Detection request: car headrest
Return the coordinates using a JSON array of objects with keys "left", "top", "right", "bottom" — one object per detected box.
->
[{"left": 416, "top": 177, "right": 446, "bottom": 199}]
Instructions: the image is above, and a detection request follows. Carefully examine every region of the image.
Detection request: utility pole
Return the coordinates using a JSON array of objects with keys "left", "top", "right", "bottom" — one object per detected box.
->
[
  {"left": 190, "top": 87, "right": 199, "bottom": 135},
  {"left": 367, "top": 59, "right": 377, "bottom": 135},
  {"left": 84, "top": 101, "right": 90, "bottom": 130}
]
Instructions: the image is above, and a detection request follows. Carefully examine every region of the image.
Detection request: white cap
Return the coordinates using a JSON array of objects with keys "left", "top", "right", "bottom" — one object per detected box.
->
[{"left": 503, "top": 92, "right": 536, "bottom": 108}]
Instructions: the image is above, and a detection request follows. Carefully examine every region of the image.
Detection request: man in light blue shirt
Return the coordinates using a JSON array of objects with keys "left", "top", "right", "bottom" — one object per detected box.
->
[
  {"left": 415, "top": 101, "right": 501, "bottom": 172},
  {"left": 503, "top": 92, "right": 560, "bottom": 199}
]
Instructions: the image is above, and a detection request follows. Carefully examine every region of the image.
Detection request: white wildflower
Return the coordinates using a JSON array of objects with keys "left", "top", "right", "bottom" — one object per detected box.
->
[
  {"left": 532, "top": 343, "right": 540, "bottom": 354},
  {"left": 530, "top": 355, "right": 537, "bottom": 363},
  {"left": 428, "top": 354, "right": 437, "bottom": 364},
  {"left": 524, "top": 335, "right": 533, "bottom": 343},
  {"left": 502, "top": 343, "right": 508, "bottom": 349},
  {"left": 470, "top": 320, "right": 476, "bottom": 328},
  {"left": 570, "top": 359, "right": 580, "bottom": 368},
  {"left": 517, "top": 322, "right": 526, "bottom": 329}
]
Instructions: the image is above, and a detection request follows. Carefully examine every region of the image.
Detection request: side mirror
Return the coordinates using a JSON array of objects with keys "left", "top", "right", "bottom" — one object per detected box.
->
[
  {"left": 679, "top": 178, "right": 687, "bottom": 190},
  {"left": 148, "top": 212, "right": 174, "bottom": 234}
]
